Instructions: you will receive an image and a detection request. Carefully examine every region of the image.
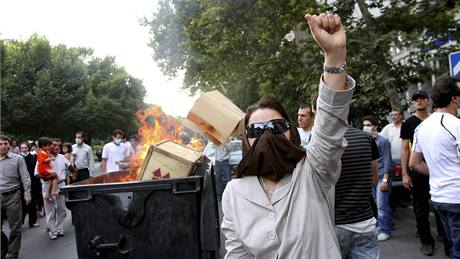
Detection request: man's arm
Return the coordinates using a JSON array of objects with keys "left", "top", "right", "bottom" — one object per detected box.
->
[
  {"left": 18, "top": 157, "right": 32, "bottom": 205},
  {"left": 102, "top": 158, "right": 107, "bottom": 174},
  {"left": 87, "top": 146, "right": 95, "bottom": 176},
  {"left": 380, "top": 139, "right": 392, "bottom": 192},
  {"left": 371, "top": 160, "right": 378, "bottom": 187},
  {"left": 401, "top": 139, "right": 412, "bottom": 190},
  {"left": 409, "top": 128, "right": 429, "bottom": 176},
  {"left": 101, "top": 144, "right": 108, "bottom": 174},
  {"left": 409, "top": 151, "right": 429, "bottom": 176}
]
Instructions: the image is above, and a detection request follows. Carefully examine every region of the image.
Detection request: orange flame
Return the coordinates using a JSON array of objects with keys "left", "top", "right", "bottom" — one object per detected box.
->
[{"left": 128, "top": 105, "right": 205, "bottom": 179}]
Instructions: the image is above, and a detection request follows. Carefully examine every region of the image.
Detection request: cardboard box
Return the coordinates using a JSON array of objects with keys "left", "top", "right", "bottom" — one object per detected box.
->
[
  {"left": 186, "top": 90, "right": 245, "bottom": 145},
  {"left": 137, "top": 140, "right": 202, "bottom": 181}
]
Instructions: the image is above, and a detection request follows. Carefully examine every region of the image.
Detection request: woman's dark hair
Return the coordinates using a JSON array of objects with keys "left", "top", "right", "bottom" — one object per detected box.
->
[
  {"left": 19, "top": 142, "right": 30, "bottom": 150},
  {"left": 431, "top": 76, "right": 460, "bottom": 109},
  {"left": 62, "top": 143, "right": 73, "bottom": 154},
  {"left": 38, "top": 137, "right": 51, "bottom": 148},
  {"left": 242, "top": 96, "right": 301, "bottom": 155}
]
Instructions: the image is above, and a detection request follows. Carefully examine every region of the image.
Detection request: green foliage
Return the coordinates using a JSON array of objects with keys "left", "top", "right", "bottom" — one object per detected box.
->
[
  {"left": 1, "top": 35, "right": 146, "bottom": 143},
  {"left": 146, "top": 0, "right": 460, "bottom": 121}
]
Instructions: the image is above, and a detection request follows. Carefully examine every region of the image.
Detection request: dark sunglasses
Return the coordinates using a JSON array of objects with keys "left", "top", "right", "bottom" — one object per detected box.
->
[{"left": 246, "top": 119, "right": 290, "bottom": 139}]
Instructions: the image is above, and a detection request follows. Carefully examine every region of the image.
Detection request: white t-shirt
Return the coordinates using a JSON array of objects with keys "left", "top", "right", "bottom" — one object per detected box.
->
[
  {"left": 297, "top": 128, "right": 312, "bottom": 148},
  {"left": 337, "top": 217, "right": 377, "bottom": 233},
  {"left": 381, "top": 123, "right": 402, "bottom": 161},
  {"left": 102, "top": 142, "right": 129, "bottom": 173},
  {"left": 413, "top": 112, "right": 460, "bottom": 204}
]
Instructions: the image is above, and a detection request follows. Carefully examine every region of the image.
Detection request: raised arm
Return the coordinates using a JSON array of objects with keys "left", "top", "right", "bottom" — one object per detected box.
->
[
  {"left": 304, "top": 13, "right": 354, "bottom": 185},
  {"left": 305, "top": 13, "right": 347, "bottom": 91}
]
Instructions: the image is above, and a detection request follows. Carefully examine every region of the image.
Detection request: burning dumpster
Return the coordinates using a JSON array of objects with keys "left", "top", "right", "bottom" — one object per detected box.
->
[
  {"left": 60, "top": 159, "right": 220, "bottom": 259},
  {"left": 61, "top": 91, "right": 244, "bottom": 259}
]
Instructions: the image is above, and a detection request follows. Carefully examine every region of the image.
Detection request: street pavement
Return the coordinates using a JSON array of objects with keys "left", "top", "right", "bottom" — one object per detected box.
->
[
  {"left": 7, "top": 205, "right": 448, "bottom": 258},
  {"left": 3, "top": 162, "right": 449, "bottom": 259}
]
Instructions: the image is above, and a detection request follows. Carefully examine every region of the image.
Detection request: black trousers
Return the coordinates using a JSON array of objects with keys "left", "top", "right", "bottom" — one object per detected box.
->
[
  {"left": 411, "top": 172, "right": 446, "bottom": 246},
  {"left": 76, "top": 168, "right": 90, "bottom": 182},
  {"left": 20, "top": 189, "right": 37, "bottom": 227}
]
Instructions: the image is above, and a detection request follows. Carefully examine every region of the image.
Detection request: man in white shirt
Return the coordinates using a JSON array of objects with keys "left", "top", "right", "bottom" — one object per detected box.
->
[
  {"left": 410, "top": 76, "right": 460, "bottom": 258},
  {"left": 36, "top": 138, "right": 73, "bottom": 240},
  {"left": 297, "top": 103, "right": 315, "bottom": 148},
  {"left": 381, "top": 110, "right": 404, "bottom": 165},
  {"left": 72, "top": 131, "right": 95, "bottom": 181},
  {"left": 102, "top": 129, "right": 129, "bottom": 174}
]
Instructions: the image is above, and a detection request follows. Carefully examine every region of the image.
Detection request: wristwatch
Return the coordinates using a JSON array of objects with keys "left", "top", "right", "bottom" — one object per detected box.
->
[
  {"left": 323, "top": 63, "right": 346, "bottom": 73},
  {"left": 382, "top": 178, "right": 388, "bottom": 183}
]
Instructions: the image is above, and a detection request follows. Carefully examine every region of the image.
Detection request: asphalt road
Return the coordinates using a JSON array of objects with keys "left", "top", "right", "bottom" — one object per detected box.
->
[{"left": 4, "top": 205, "right": 447, "bottom": 259}]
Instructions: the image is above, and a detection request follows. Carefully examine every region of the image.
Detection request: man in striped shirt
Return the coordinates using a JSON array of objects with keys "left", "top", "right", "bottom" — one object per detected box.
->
[{"left": 334, "top": 127, "right": 380, "bottom": 258}]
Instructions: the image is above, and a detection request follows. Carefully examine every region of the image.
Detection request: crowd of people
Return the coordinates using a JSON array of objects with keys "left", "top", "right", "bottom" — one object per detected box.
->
[
  {"left": 0, "top": 129, "right": 141, "bottom": 259},
  {"left": 218, "top": 12, "right": 460, "bottom": 259},
  {"left": 1, "top": 12, "right": 459, "bottom": 259}
]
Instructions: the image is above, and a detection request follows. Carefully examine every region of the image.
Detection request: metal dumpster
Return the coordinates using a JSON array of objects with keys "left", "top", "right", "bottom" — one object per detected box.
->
[{"left": 60, "top": 162, "right": 220, "bottom": 259}]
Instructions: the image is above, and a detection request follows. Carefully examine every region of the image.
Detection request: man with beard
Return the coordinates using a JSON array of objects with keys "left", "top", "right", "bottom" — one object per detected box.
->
[
  {"left": 0, "top": 135, "right": 31, "bottom": 259},
  {"left": 36, "top": 138, "right": 74, "bottom": 239},
  {"left": 221, "top": 13, "right": 355, "bottom": 258}
]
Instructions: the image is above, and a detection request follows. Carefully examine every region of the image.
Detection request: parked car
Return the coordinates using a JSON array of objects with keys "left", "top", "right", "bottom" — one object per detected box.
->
[{"left": 202, "top": 139, "right": 242, "bottom": 167}]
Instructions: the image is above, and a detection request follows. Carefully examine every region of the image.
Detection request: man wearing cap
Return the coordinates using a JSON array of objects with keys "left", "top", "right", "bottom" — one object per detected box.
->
[{"left": 400, "top": 90, "right": 438, "bottom": 255}]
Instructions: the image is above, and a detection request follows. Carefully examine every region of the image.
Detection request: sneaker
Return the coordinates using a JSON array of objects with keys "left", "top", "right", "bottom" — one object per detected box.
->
[
  {"left": 48, "top": 231, "right": 57, "bottom": 240},
  {"left": 377, "top": 233, "right": 390, "bottom": 241},
  {"left": 30, "top": 223, "right": 40, "bottom": 228},
  {"left": 57, "top": 229, "right": 64, "bottom": 237},
  {"left": 420, "top": 244, "right": 434, "bottom": 256}
]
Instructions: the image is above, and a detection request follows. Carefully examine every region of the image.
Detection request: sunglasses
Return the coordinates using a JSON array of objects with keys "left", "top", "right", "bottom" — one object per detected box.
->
[{"left": 246, "top": 119, "right": 290, "bottom": 139}]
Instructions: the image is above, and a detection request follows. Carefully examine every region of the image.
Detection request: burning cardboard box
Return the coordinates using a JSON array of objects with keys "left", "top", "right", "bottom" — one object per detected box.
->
[
  {"left": 137, "top": 140, "right": 202, "bottom": 181},
  {"left": 186, "top": 90, "right": 245, "bottom": 145}
]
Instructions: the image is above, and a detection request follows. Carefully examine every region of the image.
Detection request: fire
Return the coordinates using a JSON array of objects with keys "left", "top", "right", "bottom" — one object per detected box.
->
[{"left": 128, "top": 105, "right": 205, "bottom": 178}]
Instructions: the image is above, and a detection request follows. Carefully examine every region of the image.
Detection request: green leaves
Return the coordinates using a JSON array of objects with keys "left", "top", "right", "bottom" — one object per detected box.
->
[
  {"left": 1, "top": 36, "right": 146, "bottom": 142},
  {"left": 147, "top": 0, "right": 459, "bottom": 122}
]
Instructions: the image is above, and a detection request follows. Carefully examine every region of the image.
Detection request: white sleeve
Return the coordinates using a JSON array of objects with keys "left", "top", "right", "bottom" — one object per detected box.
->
[
  {"left": 381, "top": 125, "right": 389, "bottom": 138},
  {"left": 102, "top": 144, "right": 109, "bottom": 159},
  {"left": 413, "top": 127, "right": 422, "bottom": 153}
]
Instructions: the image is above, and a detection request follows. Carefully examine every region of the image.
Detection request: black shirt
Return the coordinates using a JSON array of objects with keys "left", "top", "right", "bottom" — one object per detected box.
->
[
  {"left": 400, "top": 115, "right": 423, "bottom": 144},
  {"left": 335, "top": 127, "right": 380, "bottom": 225}
]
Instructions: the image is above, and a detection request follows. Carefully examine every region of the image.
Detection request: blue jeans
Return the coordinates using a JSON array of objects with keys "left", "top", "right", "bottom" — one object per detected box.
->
[
  {"left": 335, "top": 226, "right": 380, "bottom": 259},
  {"left": 373, "top": 180, "right": 393, "bottom": 235},
  {"left": 432, "top": 202, "right": 460, "bottom": 259},
  {"left": 215, "top": 160, "right": 232, "bottom": 201}
]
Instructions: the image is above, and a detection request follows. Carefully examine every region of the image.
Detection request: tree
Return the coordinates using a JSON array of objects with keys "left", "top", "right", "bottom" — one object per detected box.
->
[
  {"left": 146, "top": 0, "right": 460, "bottom": 121},
  {"left": 0, "top": 35, "right": 146, "bottom": 143}
]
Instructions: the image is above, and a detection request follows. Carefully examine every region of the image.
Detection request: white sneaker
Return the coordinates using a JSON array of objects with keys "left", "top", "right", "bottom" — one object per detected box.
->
[
  {"left": 48, "top": 231, "right": 57, "bottom": 240},
  {"left": 57, "top": 229, "right": 64, "bottom": 237},
  {"left": 377, "top": 233, "right": 390, "bottom": 241}
]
